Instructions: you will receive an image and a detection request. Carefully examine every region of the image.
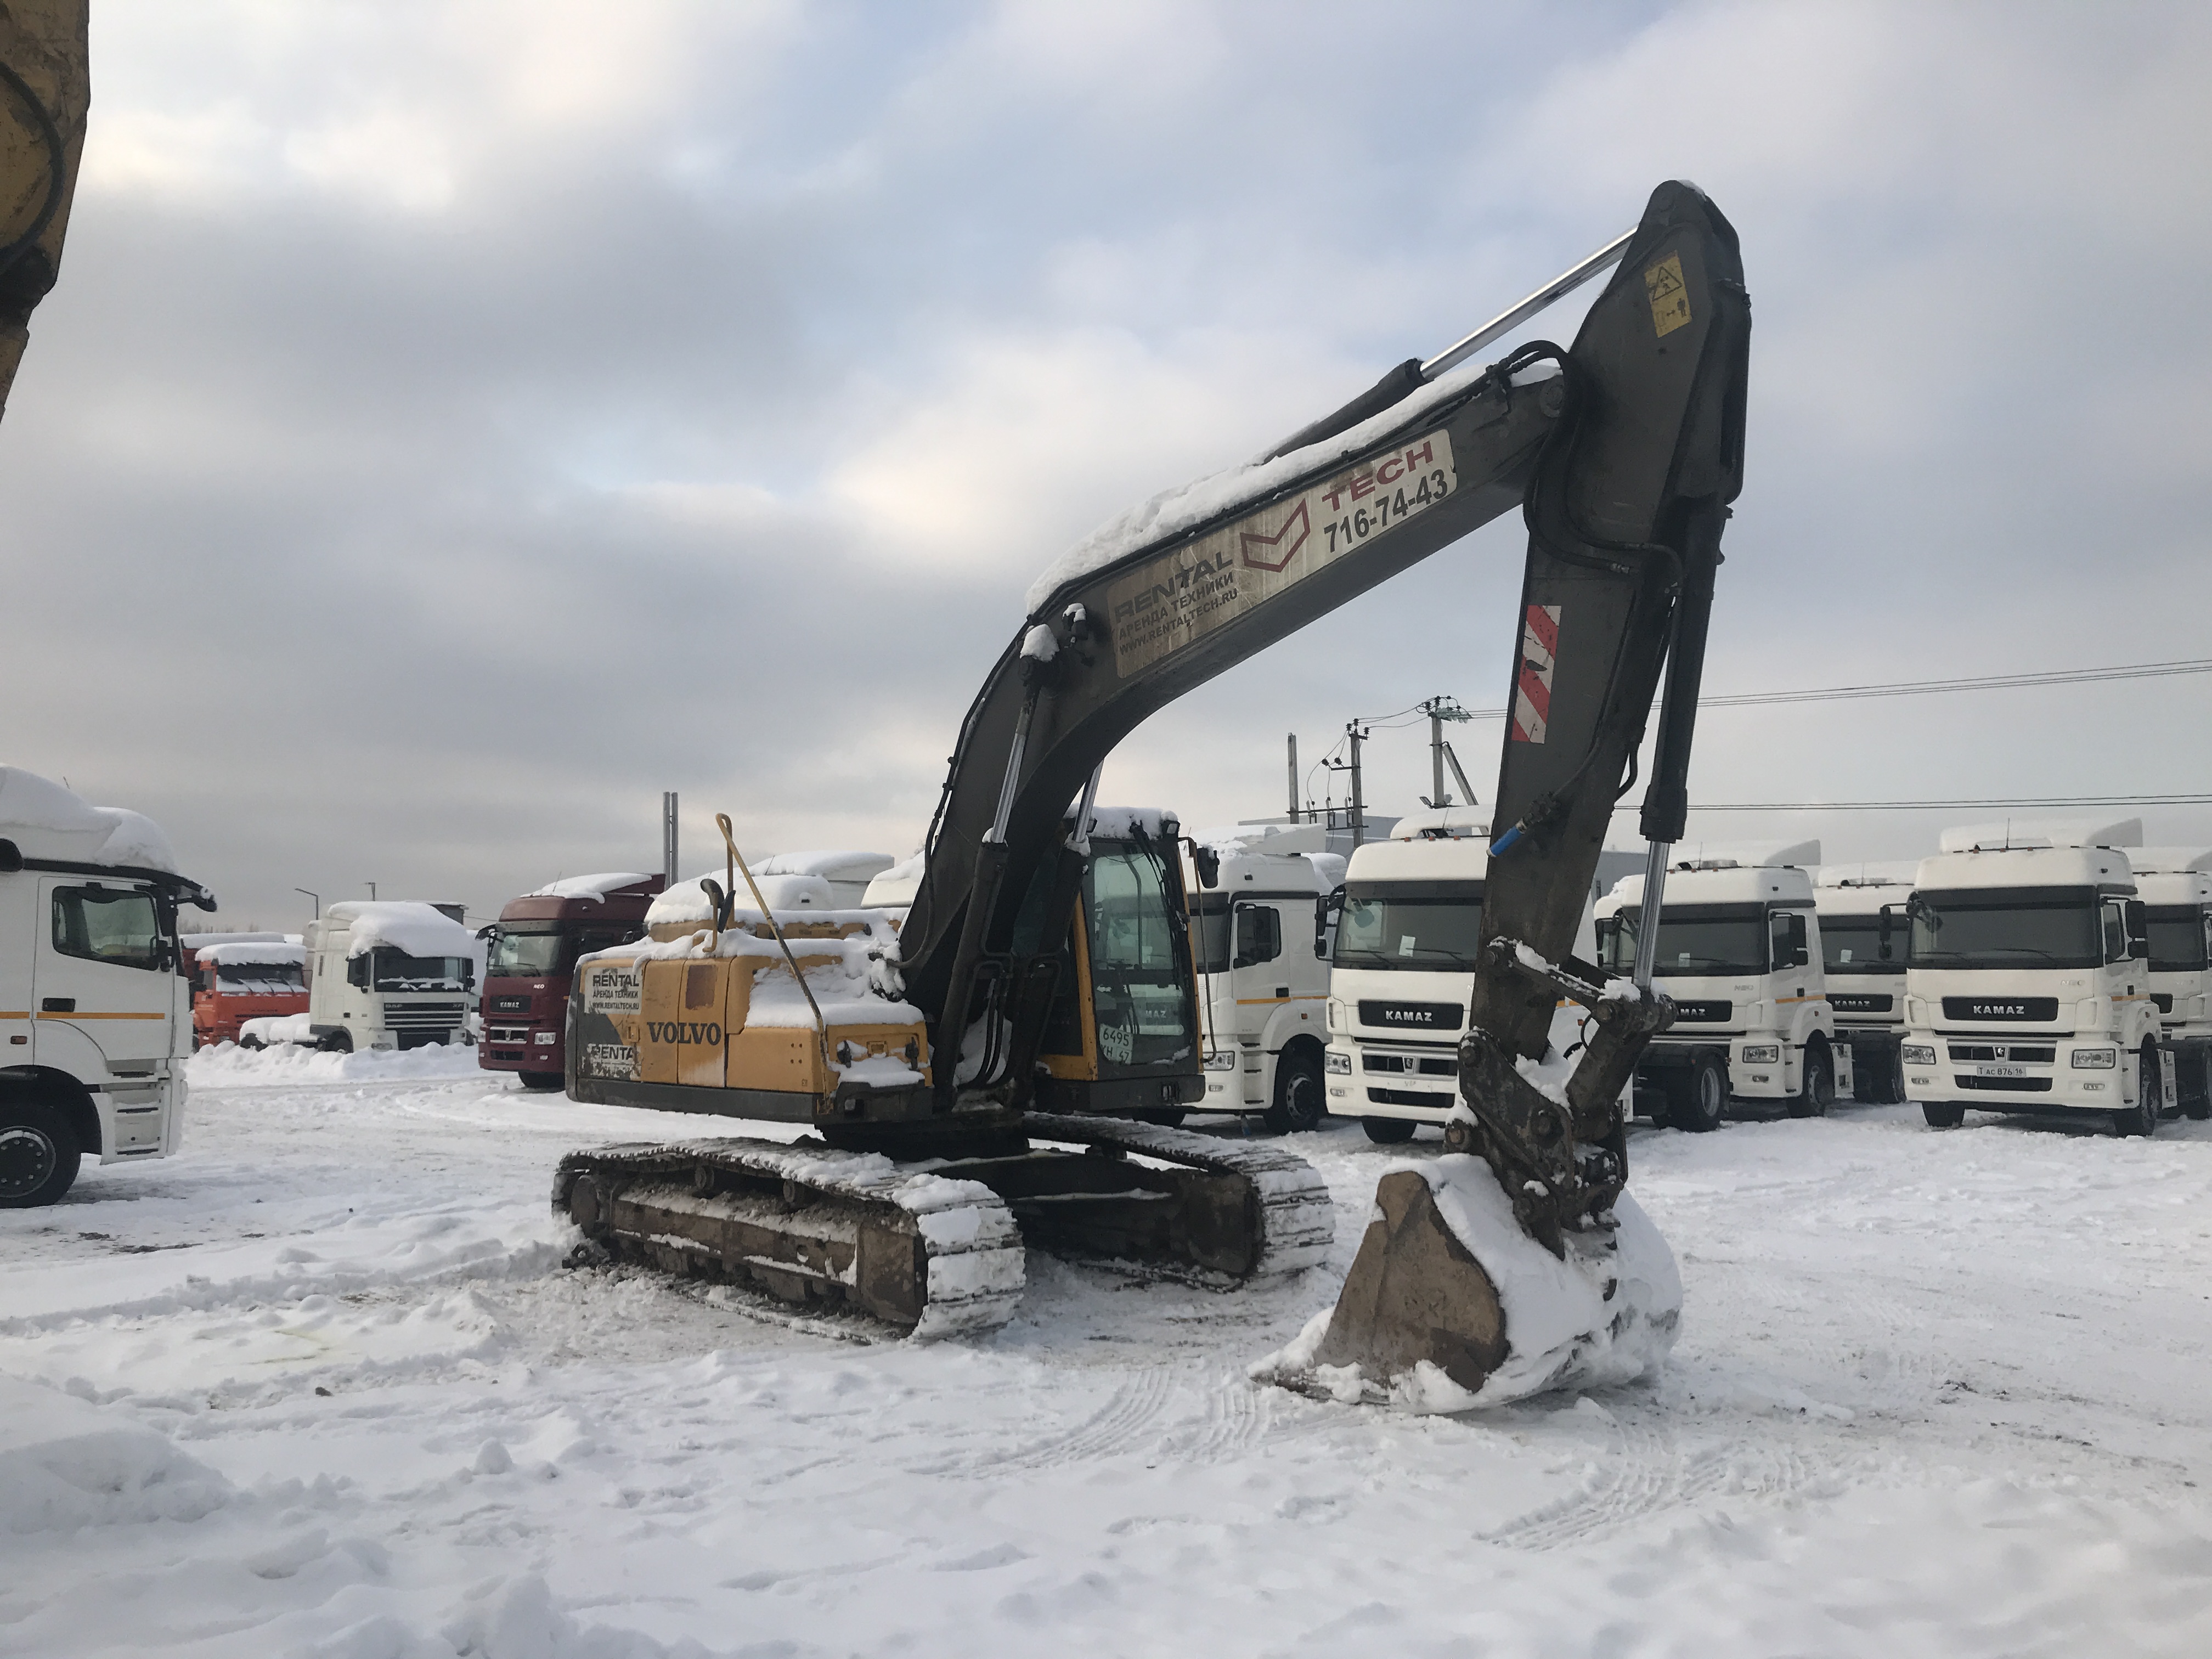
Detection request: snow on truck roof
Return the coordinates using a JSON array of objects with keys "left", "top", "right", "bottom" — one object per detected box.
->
[
  {"left": 1937, "top": 817, "right": 2142, "bottom": 854},
  {"left": 0, "top": 765, "right": 179, "bottom": 873},
  {"left": 196, "top": 941, "right": 307, "bottom": 966},
  {"left": 524, "top": 872, "right": 658, "bottom": 902},
  {"left": 1389, "top": 806, "right": 1490, "bottom": 842},
  {"left": 317, "top": 901, "right": 481, "bottom": 959},
  {"left": 752, "top": 850, "right": 898, "bottom": 883}
]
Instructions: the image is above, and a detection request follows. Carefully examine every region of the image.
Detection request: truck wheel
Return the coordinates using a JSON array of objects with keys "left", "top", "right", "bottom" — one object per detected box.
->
[
  {"left": 1922, "top": 1101, "right": 1965, "bottom": 1128},
  {"left": 1787, "top": 1037, "right": 1835, "bottom": 1119},
  {"left": 518, "top": 1071, "right": 565, "bottom": 1092},
  {"left": 1667, "top": 1053, "right": 1728, "bottom": 1133},
  {"left": 240, "top": 1034, "right": 264, "bottom": 1051},
  {"left": 0, "top": 1100, "right": 81, "bottom": 1209},
  {"left": 1264, "top": 1049, "right": 1327, "bottom": 1133},
  {"left": 2118, "top": 1041, "right": 2161, "bottom": 1137},
  {"left": 325, "top": 1029, "right": 353, "bottom": 1054},
  {"left": 1362, "top": 1116, "right": 1417, "bottom": 1144}
]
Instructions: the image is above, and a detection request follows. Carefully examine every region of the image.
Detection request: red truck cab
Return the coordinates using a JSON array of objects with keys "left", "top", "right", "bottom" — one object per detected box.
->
[
  {"left": 191, "top": 940, "right": 309, "bottom": 1047},
  {"left": 479, "top": 873, "right": 663, "bottom": 1090}
]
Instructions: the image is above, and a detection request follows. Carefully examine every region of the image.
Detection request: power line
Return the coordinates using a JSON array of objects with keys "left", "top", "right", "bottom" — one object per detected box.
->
[
  {"left": 1466, "top": 656, "right": 2212, "bottom": 719},
  {"left": 1613, "top": 793, "right": 2212, "bottom": 813}
]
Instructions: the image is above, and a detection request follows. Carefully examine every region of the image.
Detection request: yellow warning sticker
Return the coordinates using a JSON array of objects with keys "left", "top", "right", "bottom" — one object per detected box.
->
[{"left": 1645, "top": 252, "right": 1690, "bottom": 338}]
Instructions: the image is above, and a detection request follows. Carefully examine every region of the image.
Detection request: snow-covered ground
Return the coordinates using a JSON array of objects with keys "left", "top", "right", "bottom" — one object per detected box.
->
[{"left": 7, "top": 1051, "right": 2212, "bottom": 1657}]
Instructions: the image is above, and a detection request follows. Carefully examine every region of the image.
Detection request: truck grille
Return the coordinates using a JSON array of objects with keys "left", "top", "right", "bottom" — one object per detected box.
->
[
  {"left": 385, "top": 1003, "right": 466, "bottom": 1029},
  {"left": 1956, "top": 1075, "right": 2052, "bottom": 1092},
  {"left": 1949, "top": 1043, "right": 2056, "bottom": 1064},
  {"left": 488, "top": 1025, "right": 532, "bottom": 1045},
  {"left": 1362, "top": 1054, "right": 1457, "bottom": 1076},
  {"left": 1942, "top": 997, "right": 2059, "bottom": 1022},
  {"left": 1367, "top": 1086, "right": 1454, "bottom": 1108}
]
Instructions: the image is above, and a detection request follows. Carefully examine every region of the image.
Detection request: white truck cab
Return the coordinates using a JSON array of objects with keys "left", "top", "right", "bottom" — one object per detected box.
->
[
  {"left": 1594, "top": 840, "right": 1848, "bottom": 1130},
  {"left": 2132, "top": 847, "right": 2212, "bottom": 1120},
  {"left": 302, "top": 901, "right": 483, "bottom": 1052},
  {"left": 1322, "top": 810, "right": 1599, "bottom": 1144},
  {"left": 1186, "top": 836, "right": 1338, "bottom": 1131},
  {"left": 0, "top": 767, "right": 215, "bottom": 1206},
  {"left": 1813, "top": 861, "right": 1918, "bottom": 1103},
  {"left": 1900, "top": 819, "right": 2172, "bottom": 1134}
]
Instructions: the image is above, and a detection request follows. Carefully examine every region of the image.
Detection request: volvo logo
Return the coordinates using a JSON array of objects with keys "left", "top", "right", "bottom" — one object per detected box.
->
[
  {"left": 646, "top": 1020, "right": 724, "bottom": 1046},
  {"left": 1993, "top": 1046, "right": 2008, "bottom": 1061}
]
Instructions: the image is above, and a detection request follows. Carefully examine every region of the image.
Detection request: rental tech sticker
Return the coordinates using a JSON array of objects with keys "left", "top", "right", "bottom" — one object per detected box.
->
[{"left": 1104, "top": 431, "right": 1457, "bottom": 679}]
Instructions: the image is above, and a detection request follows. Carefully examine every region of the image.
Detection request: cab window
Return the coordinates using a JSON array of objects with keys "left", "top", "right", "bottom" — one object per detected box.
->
[{"left": 52, "top": 885, "right": 164, "bottom": 972}]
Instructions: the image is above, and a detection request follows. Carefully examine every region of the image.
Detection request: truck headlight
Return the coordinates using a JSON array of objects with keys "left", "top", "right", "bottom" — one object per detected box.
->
[
  {"left": 1204, "top": 1050, "right": 1237, "bottom": 1071},
  {"left": 2070, "top": 1047, "right": 2117, "bottom": 1069},
  {"left": 1325, "top": 1051, "right": 1352, "bottom": 1075},
  {"left": 1740, "top": 1043, "right": 1780, "bottom": 1064},
  {"left": 1899, "top": 1043, "right": 1936, "bottom": 1066}
]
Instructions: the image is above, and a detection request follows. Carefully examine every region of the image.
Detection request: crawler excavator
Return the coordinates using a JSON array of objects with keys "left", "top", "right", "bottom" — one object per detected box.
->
[{"left": 557, "top": 179, "right": 1749, "bottom": 1402}]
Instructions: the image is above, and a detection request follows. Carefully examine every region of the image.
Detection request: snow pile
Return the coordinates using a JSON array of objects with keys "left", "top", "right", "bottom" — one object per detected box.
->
[
  {"left": 0, "top": 1375, "right": 233, "bottom": 1534},
  {"left": 0, "top": 765, "right": 179, "bottom": 873},
  {"left": 1259, "top": 1155, "right": 1680, "bottom": 1412},
  {"left": 753, "top": 850, "right": 898, "bottom": 885},
  {"left": 189, "top": 1036, "right": 482, "bottom": 1085},
  {"left": 523, "top": 871, "right": 654, "bottom": 902},
  {"left": 327, "top": 901, "right": 479, "bottom": 961},
  {"left": 1025, "top": 358, "right": 1557, "bottom": 614},
  {"left": 862, "top": 851, "right": 927, "bottom": 910}
]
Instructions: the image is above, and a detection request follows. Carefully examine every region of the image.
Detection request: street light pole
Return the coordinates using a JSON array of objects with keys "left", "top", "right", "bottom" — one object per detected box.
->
[{"left": 294, "top": 887, "right": 319, "bottom": 919}]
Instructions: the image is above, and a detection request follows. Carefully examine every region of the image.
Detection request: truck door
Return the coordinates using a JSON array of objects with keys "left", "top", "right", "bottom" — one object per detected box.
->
[
  {"left": 0, "top": 874, "right": 32, "bottom": 1059},
  {"left": 33, "top": 877, "right": 176, "bottom": 1074}
]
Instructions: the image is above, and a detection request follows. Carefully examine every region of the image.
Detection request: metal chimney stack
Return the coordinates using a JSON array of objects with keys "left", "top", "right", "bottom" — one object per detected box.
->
[{"left": 662, "top": 792, "right": 679, "bottom": 888}]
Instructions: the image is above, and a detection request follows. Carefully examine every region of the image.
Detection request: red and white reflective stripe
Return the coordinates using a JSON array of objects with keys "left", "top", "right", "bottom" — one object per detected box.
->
[{"left": 1510, "top": 603, "right": 1560, "bottom": 743}]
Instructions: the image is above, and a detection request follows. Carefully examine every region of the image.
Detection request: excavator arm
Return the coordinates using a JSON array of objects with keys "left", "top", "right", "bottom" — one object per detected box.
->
[
  {"left": 906, "top": 184, "right": 1747, "bottom": 1173},
  {"left": 0, "top": 2, "right": 88, "bottom": 421}
]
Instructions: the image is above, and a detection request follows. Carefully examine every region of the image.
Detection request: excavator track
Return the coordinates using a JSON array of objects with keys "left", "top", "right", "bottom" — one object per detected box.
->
[
  {"left": 554, "top": 1139, "right": 1028, "bottom": 1340},
  {"left": 554, "top": 1118, "right": 1333, "bottom": 1341}
]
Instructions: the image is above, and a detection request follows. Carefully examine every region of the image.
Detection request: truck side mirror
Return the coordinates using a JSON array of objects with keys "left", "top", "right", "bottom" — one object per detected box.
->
[
  {"left": 0, "top": 838, "right": 20, "bottom": 873},
  {"left": 1877, "top": 904, "right": 1894, "bottom": 960},
  {"left": 1191, "top": 845, "right": 1221, "bottom": 889},
  {"left": 1788, "top": 912, "right": 1809, "bottom": 968},
  {"left": 1316, "top": 887, "right": 1343, "bottom": 957},
  {"left": 2127, "top": 898, "right": 2150, "bottom": 960}
]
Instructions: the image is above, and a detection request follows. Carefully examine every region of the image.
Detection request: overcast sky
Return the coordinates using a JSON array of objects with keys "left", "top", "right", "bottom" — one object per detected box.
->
[{"left": 5, "top": 0, "right": 2210, "bottom": 927}]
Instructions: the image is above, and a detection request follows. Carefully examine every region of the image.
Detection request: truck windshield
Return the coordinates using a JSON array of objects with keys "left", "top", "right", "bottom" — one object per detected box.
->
[
  {"left": 1909, "top": 888, "right": 2101, "bottom": 970},
  {"left": 2146, "top": 907, "right": 2210, "bottom": 974},
  {"left": 1086, "top": 840, "right": 1195, "bottom": 1067},
  {"left": 1820, "top": 915, "right": 1904, "bottom": 975},
  {"left": 1332, "top": 882, "right": 1485, "bottom": 972},
  {"left": 371, "top": 950, "right": 473, "bottom": 991},
  {"left": 1597, "top": 904, "right": 1767, "bottom": 977},
  {"left": 487, "top": 924, "right": 639, "bottom": 978}
]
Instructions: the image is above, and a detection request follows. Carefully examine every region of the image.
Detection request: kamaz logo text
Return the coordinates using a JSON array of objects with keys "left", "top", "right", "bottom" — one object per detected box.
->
[
  {"left": 1972, "top": 1003, "right": 2029, "bottom": 1016},
  {"left": 646, "top": 1020, "right": 725, "bottom": 1046}
]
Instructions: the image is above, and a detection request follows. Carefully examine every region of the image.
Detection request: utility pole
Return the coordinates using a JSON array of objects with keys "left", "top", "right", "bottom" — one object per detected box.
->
[
  {"left": 1347, "top": 720, "right": 1368, "bottom": 848},
  {"left": 1285, "top": 734, "right": 1299, "bottom": 822},
  {"left": 663, "top": 791, "right": 679, "bottom": 887},
  {"left": 294, "top": 887, "right": 319, "bottom": 919},
  {"left": 364, "top": 881, "right": 376, "bottom": 901},
  {"left": 1417, "top": 695, "right": 1472, "bottom": 808}
]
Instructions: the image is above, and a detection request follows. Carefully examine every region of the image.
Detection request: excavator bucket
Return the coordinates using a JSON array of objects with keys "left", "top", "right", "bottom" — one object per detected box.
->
[
  {"left": 1264, "top": 181, "right": 1748, "bottom": 1407},
  {"left": 1254, "top": 1158, "right": 1680, "bottom": 1409}
]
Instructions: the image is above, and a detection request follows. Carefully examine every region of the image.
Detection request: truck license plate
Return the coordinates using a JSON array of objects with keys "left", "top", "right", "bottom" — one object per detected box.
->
[{"left": 1977, "top": 1064, "right": 2028, "bottom": 1077}]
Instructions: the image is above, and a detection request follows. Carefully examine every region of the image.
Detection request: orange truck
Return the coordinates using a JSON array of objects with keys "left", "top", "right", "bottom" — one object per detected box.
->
[{"left": 189, "top": 938, "right": 307, "bottom": 1047}]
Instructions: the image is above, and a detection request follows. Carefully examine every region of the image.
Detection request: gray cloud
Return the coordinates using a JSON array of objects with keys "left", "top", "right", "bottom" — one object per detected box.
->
[{"left": 4, "top": 0, "right": 2210, "bottom": 928}]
